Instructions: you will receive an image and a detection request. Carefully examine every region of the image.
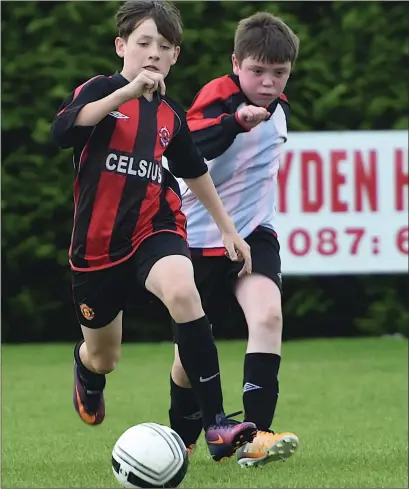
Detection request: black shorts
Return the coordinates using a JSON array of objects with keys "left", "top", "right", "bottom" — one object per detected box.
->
[
  {"left": 71, "top": 232, "right": 190, "bottom": 329},
  {"left": 191, "top": 228, "right": 282, "bottom": 327}
]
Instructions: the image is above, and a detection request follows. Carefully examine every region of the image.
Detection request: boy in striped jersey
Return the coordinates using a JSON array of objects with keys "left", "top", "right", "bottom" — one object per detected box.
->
[
  {"left": 51, "top": 0, "right": 257, "bottom": 464},
  {"left": 167, "top": 12, "right": 300, "bottom": 467}
]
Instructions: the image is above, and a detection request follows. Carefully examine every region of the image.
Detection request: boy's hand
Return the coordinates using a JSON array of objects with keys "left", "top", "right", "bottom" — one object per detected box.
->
[
  {"left": 236, "top": 105, "right": 269, "bottom": 130},
  {"left": 222, "top": 231, "right": 252, "bottom": 277},
  {"left": 120, "top": 69, "right": 166, "bottom": 100}
]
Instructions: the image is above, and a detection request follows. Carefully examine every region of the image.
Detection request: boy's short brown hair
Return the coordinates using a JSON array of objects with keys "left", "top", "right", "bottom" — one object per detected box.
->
[
  {"left": 116, "top": 0, "right": 183, "bottom": 46},
  {"left": 234, "top": 12, "right": 299, "bottom": 65}
]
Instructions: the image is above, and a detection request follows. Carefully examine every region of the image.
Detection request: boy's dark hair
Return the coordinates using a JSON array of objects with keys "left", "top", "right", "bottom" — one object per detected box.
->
[
  {"left": 234, "top": 12, "right": 299, "bottom": 65},
  {"left": 116, "top": 0, "right": 183, "bottom": 46}
]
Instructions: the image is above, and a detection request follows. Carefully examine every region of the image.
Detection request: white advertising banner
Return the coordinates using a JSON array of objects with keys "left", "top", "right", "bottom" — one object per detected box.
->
[{"left": 276, "top": 130, "right": 408, "bottom": 275}]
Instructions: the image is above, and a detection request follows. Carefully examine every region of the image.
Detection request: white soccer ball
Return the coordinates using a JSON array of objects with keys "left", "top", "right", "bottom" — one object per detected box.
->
[{"left": 112, "top": 423, "right": 189, "bottom": 488}]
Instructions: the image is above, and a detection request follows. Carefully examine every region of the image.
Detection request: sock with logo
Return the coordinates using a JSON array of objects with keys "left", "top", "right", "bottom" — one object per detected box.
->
[
  {"left": 169, "top": 376, "right": 203, "bottom": 447},
  {"left": 173, "top": 316, "right": 224, "bottom": 430},
  {"left": 74, "top": 340, "right": 106, "bottom": 391},
  {"left": 242, "top": 353, "right": 281, "bottom": 431}
]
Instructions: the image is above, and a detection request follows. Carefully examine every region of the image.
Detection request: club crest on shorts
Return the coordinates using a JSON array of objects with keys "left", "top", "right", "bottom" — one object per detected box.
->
[
  {"left": 80, "top": 303, "right": 95, "bottom": 320},
  {"left": 159, "top": 126, "right": 170, "bottom": 148}
]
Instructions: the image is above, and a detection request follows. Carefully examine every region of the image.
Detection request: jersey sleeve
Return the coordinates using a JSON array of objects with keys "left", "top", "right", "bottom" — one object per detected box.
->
[
  {"left": 50, "top": 75, "right": 113, "bottom": 149},
  {"left": 186, "top": 76, "right": 249, "bottom": 160},
  {"left": 278, "top": 94, "right": 291, "bottom": 127},
  {"left": 164, "top": 102, "right": 208, "bottom": 180}
]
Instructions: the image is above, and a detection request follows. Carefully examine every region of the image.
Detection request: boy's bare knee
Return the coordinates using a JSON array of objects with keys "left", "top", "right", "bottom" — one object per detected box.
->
[
  {"left": 145, "top": 256, "right": 203, "bottom": 322},
  {"left": 263, "top": 307, "right": 282, "bottom": 332},
  {"left": 258, "top": 307, "right": 282, "bottom": 336},
  {"left": 248, "top": 305, "right": 282, "bottom": 339},
  {"left": 165, "top": 284, "right": 201, "bottom": 309},
  {"left": 164, "top": 284, "right": 202, "bottom": 322}
]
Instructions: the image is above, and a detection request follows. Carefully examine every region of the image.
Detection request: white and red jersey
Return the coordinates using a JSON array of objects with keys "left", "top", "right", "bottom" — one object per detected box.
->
[{"left": 167, "top": 73, "right": 290, "bottom": 251}]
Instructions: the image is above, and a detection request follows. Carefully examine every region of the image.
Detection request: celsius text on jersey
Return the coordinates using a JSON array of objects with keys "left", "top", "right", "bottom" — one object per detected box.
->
[{"left": 105, "top": 153, "right": 162, "bottom": 184}]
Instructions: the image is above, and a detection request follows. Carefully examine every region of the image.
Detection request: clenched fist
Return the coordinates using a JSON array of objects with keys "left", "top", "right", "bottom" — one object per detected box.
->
[
  {"left": 119, "top": 69, "right": 166, "bottom": 101},
  {"left": 236, "top": 105, "right": 269, "bottom": 130}
]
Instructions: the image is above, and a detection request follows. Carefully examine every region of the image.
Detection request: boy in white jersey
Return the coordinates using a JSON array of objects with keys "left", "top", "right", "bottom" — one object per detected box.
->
[{"left": 167, "top": 13, "right": 300, "bottom": 467}]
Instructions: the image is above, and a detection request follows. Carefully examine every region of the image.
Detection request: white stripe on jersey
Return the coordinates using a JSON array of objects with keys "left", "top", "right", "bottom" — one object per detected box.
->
[{"left": 164, "top": 102, "right": 288, "bottom": 249}]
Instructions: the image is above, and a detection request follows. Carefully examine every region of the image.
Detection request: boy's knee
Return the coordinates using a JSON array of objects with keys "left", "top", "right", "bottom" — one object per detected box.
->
[
  {"left": 252, "top": 306, "right": 282, "bottom": 336},
  {"left": 264, "top": 307, "right": 282, "bottom": 331},
  {"left": 167, "top": 283, "right": 201, "bottom": 308},
  {"left": 164, "top": 283, "right": 202, "bottom": 321}
]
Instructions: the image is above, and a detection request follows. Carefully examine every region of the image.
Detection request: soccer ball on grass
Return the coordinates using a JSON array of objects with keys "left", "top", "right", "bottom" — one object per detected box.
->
[{"left": 112, "top": 423, "right": 189, "bottom": 488}]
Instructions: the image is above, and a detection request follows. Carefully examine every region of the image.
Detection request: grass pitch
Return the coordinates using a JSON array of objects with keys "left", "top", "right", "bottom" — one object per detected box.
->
[{"left": 2, "top": 338, "right": 408, "bottom": 488}]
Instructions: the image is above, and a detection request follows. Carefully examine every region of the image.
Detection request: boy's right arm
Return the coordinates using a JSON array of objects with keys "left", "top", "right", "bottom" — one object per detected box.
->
[
  {"left": 186, "top": 81, "right": 248, "bottom": 160},
  {"left": 72, "top": 70, "right": 166, "bottom": 129},
  {"left": 50, "top": 75, "right": 120, "bottom": 149},
  {"left": 187, "top": 78, "right": 269, "bottom": 160},
  {"left": 51, "top": 70, "right": 165, "bottom": 149}
]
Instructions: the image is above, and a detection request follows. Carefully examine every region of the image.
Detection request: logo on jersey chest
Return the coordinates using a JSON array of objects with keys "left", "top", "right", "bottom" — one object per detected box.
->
[
  {"left": 109, "top": 110, "right": 129, "bottom": 119},
  {"left": 159, "top": 126, "right": 170, "bottom": 148}
]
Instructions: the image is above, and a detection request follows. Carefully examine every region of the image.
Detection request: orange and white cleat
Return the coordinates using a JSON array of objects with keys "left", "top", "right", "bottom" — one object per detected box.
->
[
  {"left": 237, "top": 430, "right": 299, "bottom": 467},
  {"left": 186, "top": 444, "right": 196, "bottom": 458}
]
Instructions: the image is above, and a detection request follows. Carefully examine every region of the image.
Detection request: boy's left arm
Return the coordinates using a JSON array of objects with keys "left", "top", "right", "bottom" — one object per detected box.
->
[{"left": 164, "top": 107, "right": 252, "bottom": 276}]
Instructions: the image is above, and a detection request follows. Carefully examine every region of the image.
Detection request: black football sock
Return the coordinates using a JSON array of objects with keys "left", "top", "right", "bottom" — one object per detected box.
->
[
  {"left": 242, "top": 353, "right": 281, "bottom": 431},
  {"left": 173, "top": 316, "right": 224, "bottom": 430},
  {"left": 74, "top": 341, "right": 106, "bottom": 391},
  {"left": 169, "top": 376, "right": 203, "bottom": 447}
]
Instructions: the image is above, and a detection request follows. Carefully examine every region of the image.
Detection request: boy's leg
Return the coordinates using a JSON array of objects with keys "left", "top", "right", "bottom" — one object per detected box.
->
[
  {"left": 169, "top": 344, "right": 202, "bottom": 454},
  {"left": 237, "top": 275, "right": 282, "bottom": 431},
  {"left": 234, "top": 231, "right": 298, "bottom": 466},
  {"left": 134, "top": 233, "right": 256, "bottom": 461},
  {"left": 169, "top": 254, "right": 228, "bottom": 451},
  {"left": 71, "top": 263, "right": 128, "bottom": 425}
]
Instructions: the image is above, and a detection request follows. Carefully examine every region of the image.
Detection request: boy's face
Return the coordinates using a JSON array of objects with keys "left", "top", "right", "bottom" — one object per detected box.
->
[
  {"left": 232, "top": 55, "right": 291, "bottom": 106},
  {"left": 115, "top": 18, "right": 180, "bottom": 81}
]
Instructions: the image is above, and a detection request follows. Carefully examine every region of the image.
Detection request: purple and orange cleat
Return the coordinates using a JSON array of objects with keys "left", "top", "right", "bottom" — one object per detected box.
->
[
  {"left": 73, "top": 362, "right": 105, "bottom": 425},
  {"left": 205, "top": 412, "right": 257, "bottom": 462}
]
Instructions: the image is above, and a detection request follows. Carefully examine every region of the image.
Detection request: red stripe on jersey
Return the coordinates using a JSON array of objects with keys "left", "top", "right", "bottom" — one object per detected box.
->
[
  {"left": 132, "top": 183, "right": 161, "bottom": 243},
  {"left": 202, "top": 248, "right": 226, "bottom": 257},
  {"left": 189, "top": 113, "right": 228, "bottom": 132},
  {"left": 69, "top": 177, "right": 81, "bottom": 258},
  {"left": 165, "top": 187, "right": 187, "bottom": 239},
  {"left": 77, "top": 136, "right": 93, "bottom": 173},
  {"left": 279, "top": 93, "right": 288, "bottom": 102},
  {"left": 190, "top": 76, "right": 240, "bottom": 112},
  {"left": 187, "top": 76, "right": 241, "bottom": 132},
  {"left": 109, "top": 99, "right": 140, "bottom": 152},
  {"left": 84, "top": 104, "right": 140, "bottom": 266},
  {"left": 85, "top": 172, "right": 127, "bottom": 265},
  {"left": 57, "top": 75, "right": 103, "bottom": 116},
  {"left": 154, "top": 102, "right": 176, "bottom": 160}
]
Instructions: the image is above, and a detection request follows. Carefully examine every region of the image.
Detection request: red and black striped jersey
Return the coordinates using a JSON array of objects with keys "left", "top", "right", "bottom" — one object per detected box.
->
[{"left": 51, "top": 73, "right": 208, "bottom": 271}]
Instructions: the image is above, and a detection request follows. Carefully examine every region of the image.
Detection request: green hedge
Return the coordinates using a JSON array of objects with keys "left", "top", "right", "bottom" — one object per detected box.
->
[{"left": 2, "top": 1, "right": 408, "bottom": 341}]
